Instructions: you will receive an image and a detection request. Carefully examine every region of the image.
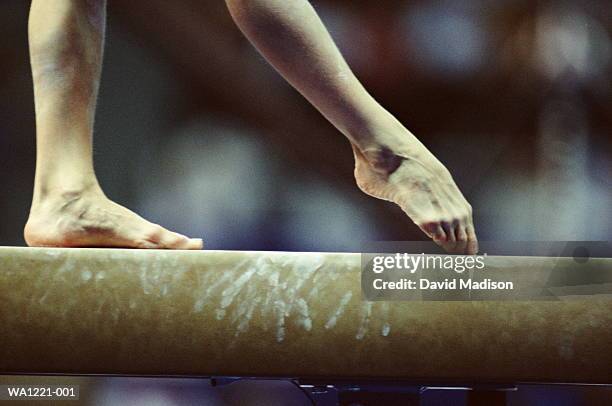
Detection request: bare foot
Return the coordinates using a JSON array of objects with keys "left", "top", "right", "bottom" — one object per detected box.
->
[
  {"left": 352, "top": 135, "right": 478, "bottom": 254},
  {"left": 24, "top": 186, "right": 203, "bottom": 249}
]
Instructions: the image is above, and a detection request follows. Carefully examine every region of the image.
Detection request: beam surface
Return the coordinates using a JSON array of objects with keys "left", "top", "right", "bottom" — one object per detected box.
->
[{"left": 0, "top": 247, "right": 611, "bottom": 384}]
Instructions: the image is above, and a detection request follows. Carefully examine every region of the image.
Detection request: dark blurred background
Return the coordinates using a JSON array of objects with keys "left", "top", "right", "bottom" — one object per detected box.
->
[
  {"left": 1, "top": 0, "right": 611, "bottom": 404},
  {"left": 1, "top": 0, "right": 610, "bottom": 251}
]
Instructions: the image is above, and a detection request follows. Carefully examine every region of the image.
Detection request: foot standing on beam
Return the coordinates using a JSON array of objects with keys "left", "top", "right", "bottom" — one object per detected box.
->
[{"left": 24, "top": 0, "right": 203, "bottom": 250}]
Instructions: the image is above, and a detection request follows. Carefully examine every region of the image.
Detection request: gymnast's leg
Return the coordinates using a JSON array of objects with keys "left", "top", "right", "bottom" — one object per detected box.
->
[
  {"left": 24, "top": 0, "right": 202, "bottom": 249},
  {"left": 225, "top": 0, "right": 478, "bottom": 253}
]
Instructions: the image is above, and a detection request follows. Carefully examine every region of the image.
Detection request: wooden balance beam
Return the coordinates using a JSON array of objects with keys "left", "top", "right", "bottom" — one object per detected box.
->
[{"left": 0, "top": 247, "right": 610, "bottom": 385}]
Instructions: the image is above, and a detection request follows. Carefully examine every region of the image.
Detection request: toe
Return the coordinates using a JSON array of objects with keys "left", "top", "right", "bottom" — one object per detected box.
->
[
  {"left": 138, "top": 224, "right": 182, "bottom": 249},
  {"left": 159, "top": 231, "right": 192, "bottom": 249},
  {"left": 419, "top": 221, "right": 448, "bottom": 248},
  {"left": 466, "top": 223, "right": 479, "bottom": 254},
  {"left": 186, "top": 238, "right": 204, "bottom": 250},
  {"left": 454, "top": 219, "right": 468, "bottom": 253},
  {"left": 440, "top": 220, "right": 456, "bottom": 242},
  {"left": 150, "top": 226, "right": 203, "bottom": 250},
  {"left": 439, "top": 220, "right": 460, "bottom": 253}
]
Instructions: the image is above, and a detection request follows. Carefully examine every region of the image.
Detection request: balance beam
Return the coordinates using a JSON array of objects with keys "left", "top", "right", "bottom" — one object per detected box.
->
[{"left": 0, "top": 247, "right": 611, "bottom": 384}]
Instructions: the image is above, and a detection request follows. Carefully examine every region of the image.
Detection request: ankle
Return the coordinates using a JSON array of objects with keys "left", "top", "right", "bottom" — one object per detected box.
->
[
  {"left": 358, "top": 146, "right": 405, "bottom": 175},
  {"left": 32, "top": 177, "right": 103, "bottom": 206},
  {"left": 350, "top": 110, "right": 415, "bottom": 150},
  {"left": 351, "top": 118, "right": 414, "bottom": 175}
]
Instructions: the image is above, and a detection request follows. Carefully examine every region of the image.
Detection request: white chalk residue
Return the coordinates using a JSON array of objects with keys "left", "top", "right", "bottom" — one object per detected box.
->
[
  {"left": 274, "top": 299, "right": 287, "bottom": 342},
  {"left": 43, "top": 249, "right": 61, "bottom": 258},
  {"left": 259, "top": 268, "right": 281, "bottom": 331},
  {"left": 325, "top": 291, "right": 353, "bottom": 329},
  {"left": 192, "top": 268, "right": 237, "bottom": 313},
  {"left": 267, "top": 270, "right": 280, "bottom": 287},
  {"left": 186, "top": 253, "right": 380, "bottom": 343},
  {"left": 38, "top": 291, "right": 49, "bottom": 305},
  {"left": 306, "top": 286, "right": 319, "bottom": 300},
  {"left": 81, "top": 270, "right": 93, "bottom": 282},
  {"left": 53, "top": 260, "right": 74, "bottom": 283},
  {"left": 283, "top": 264, "right": 319, "bottom": 318},
  {"left": 231, "top": 281, "right": 254, "bottom": 324},
  {"left": 230, "top": 275, "right": 262, "bottom": 338},
  {"left": 380, "top": 302, "right": 391, "bottom": 336},
  {"left": 356, "top": 302, "right": 373, "bottom": 340},
  {"left": 193, "top": 299, "right": 206, "bottom": 313},
  {"left": 139, "top": 263, "right": 163, "bottom": 295},
  {"left": 220, "top": 268, "right": 256, "bottom": 309},
  {"left": 294, "top": 298, "right": 312, "bottom": 331},
  {"left": 235, "top": 297, "right": 261, "bottom": 337},
  {"left": 214, "top": 263, "right": 245, "bottom": 295}
]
